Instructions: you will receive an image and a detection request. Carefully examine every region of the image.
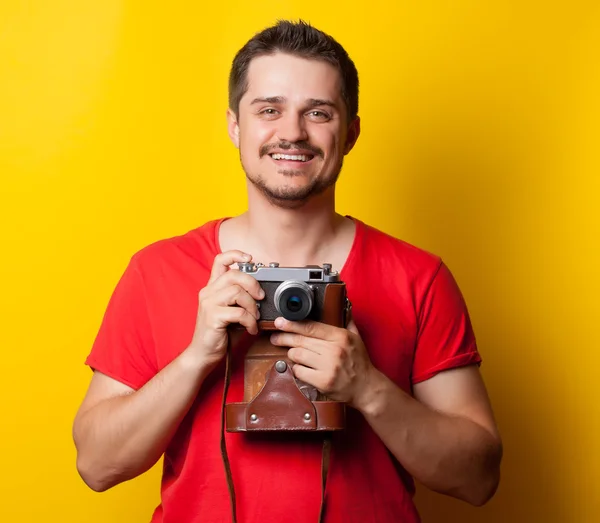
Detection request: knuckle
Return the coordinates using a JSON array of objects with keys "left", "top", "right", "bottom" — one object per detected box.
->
[
  {"left": 207, "top": 314, "right": 220, "bottom": 330},
  {"left": 214, "top": 253, "right": 227, "bottom": 265},
  {"left": 222, "top": 269, "right": 236, "bottom": 282},
  {"left": 339, "top": 331, "right": 352, "bottom": 345},
  {"left": 230, "top": 271, "right": 247, "bottom": 286},
  {"left": 243, "top": 274, "right": 259, "bottom": 289},
  {"left": 241, "top": 310, "right": 255, "bottom": 325}
]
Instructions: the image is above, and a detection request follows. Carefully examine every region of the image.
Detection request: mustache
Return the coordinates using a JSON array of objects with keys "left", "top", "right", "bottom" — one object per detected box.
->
[{"left": 259, "top": 141, "right": 324, "bottom": 158}]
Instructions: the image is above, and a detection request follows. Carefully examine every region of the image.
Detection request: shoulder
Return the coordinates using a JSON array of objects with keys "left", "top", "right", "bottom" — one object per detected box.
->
[
  {"left": 128, "top": 218, "right": 224, "bottom": 275},
  {"left": 353, "top": 218, "right": 443, "bottom": 282}
]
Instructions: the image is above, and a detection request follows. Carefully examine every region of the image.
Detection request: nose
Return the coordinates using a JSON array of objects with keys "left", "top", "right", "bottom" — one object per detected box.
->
[{"left": 275, "top": 113, "right": 308, "bottom": 144}]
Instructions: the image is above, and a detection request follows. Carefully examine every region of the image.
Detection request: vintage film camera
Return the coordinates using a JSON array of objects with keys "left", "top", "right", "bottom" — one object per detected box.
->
[{"left": 224, "top": 262, "right": 352, "bottom": 432}]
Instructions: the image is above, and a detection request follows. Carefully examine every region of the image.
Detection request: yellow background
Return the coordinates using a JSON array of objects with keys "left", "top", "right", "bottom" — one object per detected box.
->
[{"left": 1, "top": 1, "right": 598, "bottom": 521}]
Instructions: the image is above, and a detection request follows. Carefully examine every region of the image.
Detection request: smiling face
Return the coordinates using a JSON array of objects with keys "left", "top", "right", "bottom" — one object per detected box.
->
[{"left": 227, "top": 52, "right": 360, "bottom": 209}]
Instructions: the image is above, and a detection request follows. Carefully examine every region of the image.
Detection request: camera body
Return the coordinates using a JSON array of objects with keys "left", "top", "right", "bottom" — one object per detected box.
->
[
  {"left": 225, "top": 262, "right": 351, "bottom": 432},
  {"left": 238, "top": 261, "right": 350, "bottom": 326}
]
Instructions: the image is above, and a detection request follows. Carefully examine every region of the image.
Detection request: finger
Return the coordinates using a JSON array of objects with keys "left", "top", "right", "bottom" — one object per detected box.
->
[
  {"left": 273, "top": 317, "right": 339, "bottom": 342},
  {"left": 213, "top": 284, "right": 260, "bottom": 319},
  {"left": 216, "top": 306, "right": 258, "bottom": 335},
  {"left": 270, "top": 332, "right": 326, "bottom": 354},
  {"left": 291, "top": 365, "right": 324, "bottom": 391},
  {"left": 209, "top": 250, "right": 252, "bottom": 283},
  {"left": 287, "top": 347, "right": 322, "bottom": 370},
  {"left": 209, "top": 269, "right": 265, "bottom": 301}
]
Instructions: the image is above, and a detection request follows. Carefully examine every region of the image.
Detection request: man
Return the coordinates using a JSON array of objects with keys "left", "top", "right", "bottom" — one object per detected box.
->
[{"left": 73, "top": 20, "right": 502, "bottom": 523}]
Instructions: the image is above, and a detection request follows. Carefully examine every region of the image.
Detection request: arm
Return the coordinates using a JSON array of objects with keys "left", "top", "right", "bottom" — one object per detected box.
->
[
  {"left": 270, "top": 317, "right": 502, "bottom": 507},
  {"left": 73, "top": 250, "right": 264, "bottom": 492},
  {"left": 355, "top": 364, "right": 502, "bottom": 506},
  {"left": 73, "top": 353, "right": 214, "bottom": 492}
]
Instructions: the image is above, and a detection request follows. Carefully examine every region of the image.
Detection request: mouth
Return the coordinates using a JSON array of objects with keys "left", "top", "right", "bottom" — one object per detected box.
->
[{"left": 268, "top": 152, "right": 316, "bottom": 165}]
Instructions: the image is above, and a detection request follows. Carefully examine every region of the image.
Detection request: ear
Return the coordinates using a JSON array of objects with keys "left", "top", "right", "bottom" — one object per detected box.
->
[
  {"left": 343, "top": 116, "right": 361, "bottom": 155},
  {"left": 227, "top": 108, "right": 240, "bottom": 148}
]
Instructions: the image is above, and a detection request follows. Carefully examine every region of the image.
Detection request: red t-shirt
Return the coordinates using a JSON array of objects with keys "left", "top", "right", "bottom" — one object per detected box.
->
[{"left": 85, "top": 217, "right": 481, "bottom": 523}]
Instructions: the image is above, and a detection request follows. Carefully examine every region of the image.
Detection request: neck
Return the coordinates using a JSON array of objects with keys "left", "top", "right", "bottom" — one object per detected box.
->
[{"left": 236, "top": 184, "right": 346, "bottom": 266}]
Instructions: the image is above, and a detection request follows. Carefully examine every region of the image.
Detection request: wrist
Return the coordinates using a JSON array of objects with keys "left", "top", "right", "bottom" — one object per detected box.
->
[
  {"left": 178, "top": 346, "right": 220, "bottom": 380},
  {"left": 352, "top": 366, "right": 390, "bottom": 416}
]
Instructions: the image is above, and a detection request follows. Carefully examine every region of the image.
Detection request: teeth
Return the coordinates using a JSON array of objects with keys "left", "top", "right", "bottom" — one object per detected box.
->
[{"left": 271, "top": 153, "right": 308, "bottom": 161}]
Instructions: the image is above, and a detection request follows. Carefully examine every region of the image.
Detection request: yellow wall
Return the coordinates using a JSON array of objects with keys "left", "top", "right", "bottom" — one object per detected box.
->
[{"left": 1, "top": 1, "right": 598, "bottom": 521}]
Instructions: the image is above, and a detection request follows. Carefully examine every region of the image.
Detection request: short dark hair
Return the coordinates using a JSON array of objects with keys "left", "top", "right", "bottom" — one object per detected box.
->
[{"left": 228, "top": 20, "right": 359, "bottom": 122}]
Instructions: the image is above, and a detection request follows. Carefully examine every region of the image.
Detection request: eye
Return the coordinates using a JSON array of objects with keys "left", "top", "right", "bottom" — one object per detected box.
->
[
  {"left": 307, "top": 110, "right": 331, "bottom": 121},
  {"left": 259, "top": 108, "right": 280, "bottom": 117}
]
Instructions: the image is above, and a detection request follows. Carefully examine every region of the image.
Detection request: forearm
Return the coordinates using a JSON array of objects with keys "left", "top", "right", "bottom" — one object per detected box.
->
[
  {"left": 356, "top": 369, "right": 502, "bottom": 506},
  {"left": 74, "top": 350, "right": 214, "bottom": 491}
]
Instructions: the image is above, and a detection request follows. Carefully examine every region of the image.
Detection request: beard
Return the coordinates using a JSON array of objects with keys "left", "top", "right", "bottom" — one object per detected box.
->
[
  {"left": 240, "top": 141, "right": 344, "bottom": 209},
  {"left": 244, "top": 166, "right": 342, "bottom": 209}
]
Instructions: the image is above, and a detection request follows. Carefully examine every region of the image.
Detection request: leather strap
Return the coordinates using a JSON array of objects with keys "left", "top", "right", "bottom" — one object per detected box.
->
[
  {"left": 225, "top": 400, "right": 345, "bottom": 432},
  {"left": 319, "top": 435, "right": 331, "bottom": 523},
  {"left": 220, "top": 339, "right": 331, "bottom": 522},
  {"left": 221, "top": 341, "right": 237, "bottom": 523}
]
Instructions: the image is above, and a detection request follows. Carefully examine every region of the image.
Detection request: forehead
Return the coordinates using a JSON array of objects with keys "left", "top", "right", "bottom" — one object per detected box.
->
[{"left": 241, "top": 52, "right": 343, "bottom": 106}]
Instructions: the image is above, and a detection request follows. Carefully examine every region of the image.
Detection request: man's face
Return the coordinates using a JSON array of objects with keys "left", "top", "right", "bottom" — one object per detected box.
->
[{"left": 227, "top": 52, "right": 360, "bottom": 209}]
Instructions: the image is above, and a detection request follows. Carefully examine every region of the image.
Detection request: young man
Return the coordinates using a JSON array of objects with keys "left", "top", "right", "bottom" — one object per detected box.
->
[{"left": 73, "top": 20, "right": 502, "bottom": 523}]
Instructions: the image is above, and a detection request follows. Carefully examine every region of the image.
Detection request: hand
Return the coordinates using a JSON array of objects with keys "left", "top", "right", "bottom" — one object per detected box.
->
[
  {"left": 185, "top": 251, "right": 264, "bottom": 369},
  {"left": 269, "top": 316, "right": 376, "bottom": 409}
]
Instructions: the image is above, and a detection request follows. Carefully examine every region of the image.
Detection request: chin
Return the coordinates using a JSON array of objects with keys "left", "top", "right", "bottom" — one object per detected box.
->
[
  {"left": 250, "top": 178, "right": 325, "bottom": 209},
  {"left": 243, "top": 160, "right": 342, "bottom": 207},
  {"left": 263, "top": 186, "right": 317, "bottom": 209}
]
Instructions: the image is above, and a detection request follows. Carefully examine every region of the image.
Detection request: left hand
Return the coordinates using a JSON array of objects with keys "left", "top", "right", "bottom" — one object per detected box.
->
[{"left": 269, "top": 316, "right": 376, "bottom": 409}]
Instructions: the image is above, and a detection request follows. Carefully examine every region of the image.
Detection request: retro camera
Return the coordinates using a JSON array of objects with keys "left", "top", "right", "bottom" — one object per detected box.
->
[
  {"left": 238, "top": 261, "right": 351, "bottom": 325},
  {"left": 225, "top": 262, "right": 350, "bottom": 432}
]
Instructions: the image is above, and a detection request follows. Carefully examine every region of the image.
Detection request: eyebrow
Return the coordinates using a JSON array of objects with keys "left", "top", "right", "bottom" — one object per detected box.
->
[
  {"left": 307, "top": 98, "right": 336, "bottom": 108},
  {"left": 250, "top": 96, "right": 337, "bottom": 108}
]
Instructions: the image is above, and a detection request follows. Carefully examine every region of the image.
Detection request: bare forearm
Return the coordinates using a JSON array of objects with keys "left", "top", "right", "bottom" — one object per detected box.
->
[
  {"left": 356, "top": 369, "right": 502, "bottom": 506},
  {"left": 74, "top": 351, "right": 214, "bottom": 491}
]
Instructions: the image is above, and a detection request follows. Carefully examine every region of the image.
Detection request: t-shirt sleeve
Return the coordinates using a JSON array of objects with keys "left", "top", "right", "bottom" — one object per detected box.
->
[
  {"left": 411, "top": 261, "right": 481, "bottom": 384},
  {"left": 85, "top": 255, "right": 158, "bottom": 390}
]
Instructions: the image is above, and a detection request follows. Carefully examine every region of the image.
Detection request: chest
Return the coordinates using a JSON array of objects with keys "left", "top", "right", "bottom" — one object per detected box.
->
[{"left": 146, "top": 264, "right": 419, "bottom": 393}]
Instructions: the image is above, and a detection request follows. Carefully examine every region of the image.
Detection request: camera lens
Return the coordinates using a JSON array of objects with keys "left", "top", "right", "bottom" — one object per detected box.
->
[
  {"left": 274, "top": 281, "right": 313, "bottom": 321},
  {"left": 287, "top": 295, "right": 303, "bottom": 312}
]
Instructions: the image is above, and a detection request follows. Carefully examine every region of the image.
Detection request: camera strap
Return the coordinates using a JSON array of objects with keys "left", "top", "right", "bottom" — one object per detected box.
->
[
  {"left": 220, "top": 341, "right": 237, "bottom": 523},
  {"left": 220, "top": 340, "right": 331, "bottom": 523}
]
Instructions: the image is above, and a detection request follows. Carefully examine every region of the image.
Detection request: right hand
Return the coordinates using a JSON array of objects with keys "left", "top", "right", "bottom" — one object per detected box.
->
[{"left": 186, "top": 250, "right": 265, "bottom": 368}]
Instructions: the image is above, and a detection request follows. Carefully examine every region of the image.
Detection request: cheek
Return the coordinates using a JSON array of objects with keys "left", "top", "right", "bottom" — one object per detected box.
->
[
  {"left": 313, "top": 129, "right": 342, "bottom": 155},
  {"left": 240, "top": 120, "right": 274, "bottom": 151},
  {"left": 324, "top": 137, "right": 342, "bottom": 160}
]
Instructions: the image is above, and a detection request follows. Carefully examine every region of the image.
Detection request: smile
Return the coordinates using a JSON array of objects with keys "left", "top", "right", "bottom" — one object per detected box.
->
[{"left": 269, "top": 153, "right": 315, "bottom": 163}]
